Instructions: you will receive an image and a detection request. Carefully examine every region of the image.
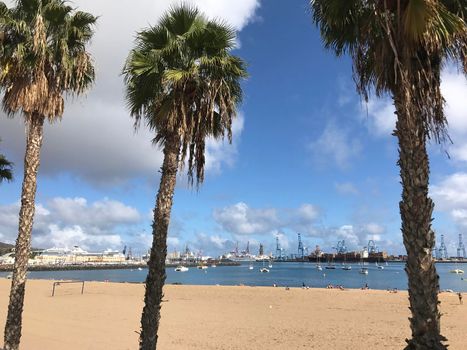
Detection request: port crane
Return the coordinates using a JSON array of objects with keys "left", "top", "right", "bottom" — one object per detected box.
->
[
  {"left": 438, "top": 234, "right": 448, "bottom": 260},
  {"left": 457, "top": 234, "right": 466, "bottom": 259},
  {"left": 333, "top": 240, "right": 347, "bottom": 254},
  {"left": 367, "top": 240, "right": 378, "bottom": 254},
  {"left": 297, "top": 233, "right": 305, "bottom": 259},
  {"left": 275, "top": 236, "right": 285, "bottom": 260}
]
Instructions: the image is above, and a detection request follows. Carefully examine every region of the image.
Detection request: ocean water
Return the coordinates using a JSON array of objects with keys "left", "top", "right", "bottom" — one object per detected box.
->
[{"left": 1, "top": 262, "right": 467, "bottom": 291}]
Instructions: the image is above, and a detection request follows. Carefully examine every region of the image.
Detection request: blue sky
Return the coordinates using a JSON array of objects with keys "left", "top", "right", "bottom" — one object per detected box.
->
[{"left": 1, "top": 0, "right": 467, "bottom": 257}]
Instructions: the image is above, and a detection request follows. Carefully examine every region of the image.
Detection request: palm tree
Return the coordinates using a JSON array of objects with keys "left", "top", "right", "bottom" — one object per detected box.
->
[
  {"left": 311, "top": 1, "right": 467, "bottom": 349},
  {"left": 0, "top": 1, "right": 96, "bottom": 349},
  {"left": 0, "top": 140, "right": 13, "bottom": 183},
  {"left": 123, "top": 5, "right": 247, "bottom": 349}
]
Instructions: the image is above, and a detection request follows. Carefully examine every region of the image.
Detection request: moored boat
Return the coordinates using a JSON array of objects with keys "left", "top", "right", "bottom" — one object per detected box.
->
[{"left": 175, "top": 266, "right": 189, "bottom": 272}]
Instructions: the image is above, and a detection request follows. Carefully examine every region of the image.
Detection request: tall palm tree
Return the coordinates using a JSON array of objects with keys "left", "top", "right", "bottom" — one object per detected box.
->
[
  {"left": 0, "top": 1, "right": 96, "bottom": 349},
  {"left": 0, "top": 140, "right": 13, "bottom": 183},
  {"left": 311, "top": 1, "right": 467, "bottom": 349},
  {"left": 123, "top": 5, "right": 247, "bottom": 349}
]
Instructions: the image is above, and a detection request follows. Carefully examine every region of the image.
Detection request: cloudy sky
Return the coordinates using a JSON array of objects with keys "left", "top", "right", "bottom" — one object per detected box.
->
[{"left": 1, "top": 0, "right": 467, "bottom": 257}]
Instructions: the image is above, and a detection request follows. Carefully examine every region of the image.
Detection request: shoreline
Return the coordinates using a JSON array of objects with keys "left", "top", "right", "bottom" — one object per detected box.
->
[
  {"left": 3, "top": 276, "right": 465, "bottom": 293},
  {"left": 1, "top": 279, "right": 465, "bottom": 350},
  {"left": 0, "top": 261, "right": 240, "bottom": 272},
  {"left": 0, "top": 259, "right": 465, "bottom": 273}
]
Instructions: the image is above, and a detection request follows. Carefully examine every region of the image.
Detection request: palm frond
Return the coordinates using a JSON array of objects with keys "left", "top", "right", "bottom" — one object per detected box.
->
[
  {"left": 0, "top": 0, "right": 97, "bottom": 121},
  {"left": 123, "top": 4, "right": 248, "bottom": 186},
  {"left": 311, "top": 0, "right": 467, "bottom": 142}
]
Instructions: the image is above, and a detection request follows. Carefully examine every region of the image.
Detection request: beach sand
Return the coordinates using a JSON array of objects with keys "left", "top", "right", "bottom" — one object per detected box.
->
[{"left": 0, "top": 279, "right": 465, "bottom": 349}]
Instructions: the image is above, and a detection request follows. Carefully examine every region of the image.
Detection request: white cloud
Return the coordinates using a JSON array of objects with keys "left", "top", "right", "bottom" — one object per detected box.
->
[
  {"left": 441, "top": 67, "right": 467, "bottom": 162},
  {"left": 309, "top": 122, "right": 362, "bottom": 169},
  {"left": 204, "top": 114, "right": 245, "bottom": 175},
  {"left": 213, "top": 202, "right": 279, "bottom": 235},
  {"left": 318, "top": 224, "right": 390, "bottom": 252},
  {"left": 0, "top": 197, "right": 142, "bottom": 250},
  {"left": 334, "top": 182, "right": 359, "bottom": 195},
  {"left": 363, "top": 97, "right": 396, "bottom": 136},
  {"left": 297, "top": 204, "right": 319, "bottom": 221},
  {"left": 213, "top": 202, "right": 322, "bottom": 238},
  {"left": 0, "top": 0, "right": 260, "bottom": 185},
  {"left": 431, "top": 172, "right": 467, "bottom": 227},
  {"left": 360, "top": 66, "right": 467, "bottom": 148},
  {"left": 47, "top": 197, "right": 140, "bottom": 231},
  {"left": 34, "top": 225, "right": 123, "bottom": 251},
  {"left": 364, "top": 223, "right": 385, "bottom": 236}
]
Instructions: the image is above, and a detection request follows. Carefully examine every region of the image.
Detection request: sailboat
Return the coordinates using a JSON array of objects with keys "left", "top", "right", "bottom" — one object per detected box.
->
[
  {"left": 325, "top": 256, "right": 336, "bottom": 270},
  {"left": 248, "top": 262, "right": 254, "bottom": 270},
  {"left": 175, "top": 266, "right": 189, "bottom": 272},
  {"left": 359, "top": 267, "right": 369, "bottom": 275},
  {"left": 316, "top": 255, "right": 323, "bottom": 271},
  {"left": 268, "top": 259, "right": 273, "bottom": 268},
  {"left": 260, "top": 260, "right": 269, "bottom": 273},
  {"left": 450, "top": 260, "right": 464, "bottom": 274},
  {"left": 359, "top": 256, "right": 368, "bottom": 275},
  {"left": 342, "top": 254, "right": 351, "bottom": 270}
]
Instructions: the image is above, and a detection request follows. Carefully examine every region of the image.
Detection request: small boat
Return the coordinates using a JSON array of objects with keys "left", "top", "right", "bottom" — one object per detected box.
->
[
  {"left": 316, "top": 256, "right": 322, "bottom": 271},
  {"left": 260, "top": 267, "right": 269, "bottom": 273},
  {"left": 268, "top": 261, "right": 273, "bottom": 268},
  {"left": 325, "top": 256, "right": 336, "bottom": 269},
  {"left": 197, "top": 265, "right": 208, "bottom": 270},
  {"left": 174, "top": 266, "right": 189, "bottom": 272},
  {"left": 248, "top": 263, "right": 254, "bottom": 270},
  {"left": 137, "top": 267, "right": 143, "bottom": 271},
  {"left": 450, "top": 269, "right": 464, "bottom": 274},
  {"left": 342, "top": 265, "right": 352, "bottom": 271},
  {"left": 359, "top": 267, "right": 369, "bottom": 275},
  {"left": 377, "top": 265, "right": 384, "bottom": 270},
  {"left": 210, "top": 264, "right": 217, "bottom": 268}
]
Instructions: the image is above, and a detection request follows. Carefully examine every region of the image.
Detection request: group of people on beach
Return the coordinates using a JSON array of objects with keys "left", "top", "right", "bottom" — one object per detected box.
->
[{"left": 326, "top": 284, "right": 345, "bottom": 290}]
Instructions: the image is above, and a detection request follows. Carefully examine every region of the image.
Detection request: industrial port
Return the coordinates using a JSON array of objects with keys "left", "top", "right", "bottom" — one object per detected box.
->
[{"left": 0, "top": 233, "right": 465, "bottom": 272}]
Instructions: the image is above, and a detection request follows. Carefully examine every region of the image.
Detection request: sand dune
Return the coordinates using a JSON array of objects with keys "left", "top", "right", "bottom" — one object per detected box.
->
[{"left": 0, "top": 279, "right": 465, "bottom": 349}]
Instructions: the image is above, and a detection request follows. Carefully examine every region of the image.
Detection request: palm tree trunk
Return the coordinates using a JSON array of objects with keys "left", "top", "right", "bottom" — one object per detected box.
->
[
  {"left": 394, "top": 90, "right": 447, "bottom": 350},
  {"left": 139, "top": 132, "right": 181, "bottom": 350},
  {"left": 3, "top": 114, "right": 45, "bottom": 350}
]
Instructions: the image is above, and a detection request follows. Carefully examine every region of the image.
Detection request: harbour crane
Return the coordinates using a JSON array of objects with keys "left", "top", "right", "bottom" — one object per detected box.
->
[
  {"left": 438, "top": 234, "right": 448, "bottom": 260},
  {"left": 457, "top": 234, "right": 466, "bottom": 259},
  {"left": 367, "top": 240, "right": 377, "bottom": 254},
  {"left": 298, "top": 233, "right": 305, "bottom": 259},
  {"left": 275, "top": 236, "right": 284, "bottom": 260},
  {"left": 333, "top": 240, "right": 347, "bottom": 254}
]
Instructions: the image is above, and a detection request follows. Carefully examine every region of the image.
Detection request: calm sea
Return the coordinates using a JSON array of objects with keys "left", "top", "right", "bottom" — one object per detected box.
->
[{"left": 1, "top": 262, "right": 467, "bottom": 291}]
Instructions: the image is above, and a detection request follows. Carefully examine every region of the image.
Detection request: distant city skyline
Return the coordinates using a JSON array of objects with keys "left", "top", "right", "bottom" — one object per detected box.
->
[{"left": 1, "top": 0, "right": 467, "bottom": 256}]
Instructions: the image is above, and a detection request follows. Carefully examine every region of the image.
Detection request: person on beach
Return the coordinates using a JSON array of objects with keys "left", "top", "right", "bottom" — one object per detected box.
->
[{"left": 458, "top": 292, "right": 463, "bottom": 305}]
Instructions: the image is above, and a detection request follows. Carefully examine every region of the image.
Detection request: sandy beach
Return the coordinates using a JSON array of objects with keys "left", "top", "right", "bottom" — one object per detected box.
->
[{"left": 0, "top": 279, "right": 465, "bottom": 349}]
